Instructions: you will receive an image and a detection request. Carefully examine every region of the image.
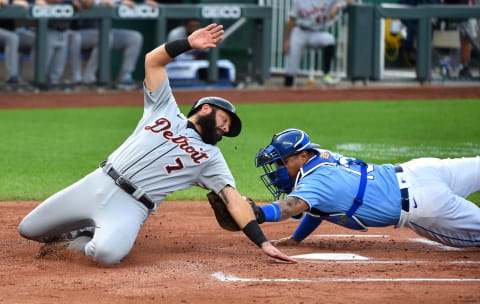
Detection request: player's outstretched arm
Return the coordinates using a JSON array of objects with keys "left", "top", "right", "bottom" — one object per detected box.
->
[
  {"left": 272, "top": 213, "right": 323, "bottom": 246},
  {"left": 144, "top": 23, "right": 224, "bottom": 92},
  {"left": 218, "top": 186, "right": 297, "bottom": 263}
]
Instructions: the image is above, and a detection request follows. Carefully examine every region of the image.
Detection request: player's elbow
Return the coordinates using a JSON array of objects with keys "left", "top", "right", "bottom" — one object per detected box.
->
[{"left": 144, "top": 51, "right": 157, "bottom": 71}]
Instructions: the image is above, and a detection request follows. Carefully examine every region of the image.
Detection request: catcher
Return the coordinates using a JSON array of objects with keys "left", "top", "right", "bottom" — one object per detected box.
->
[
  {"left": 210, "top": 128, "right": 480, "bottom": 248},
  {"left": 18, "top": 24, "right": 295, "bottom": 264}
]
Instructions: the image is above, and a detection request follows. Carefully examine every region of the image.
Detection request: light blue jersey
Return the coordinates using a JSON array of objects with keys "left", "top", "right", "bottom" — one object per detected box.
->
[{"left": 289, "top": 149, "right": 402, "bottom": 227}]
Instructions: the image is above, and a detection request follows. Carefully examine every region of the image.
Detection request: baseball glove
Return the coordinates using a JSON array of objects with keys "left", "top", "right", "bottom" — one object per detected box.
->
[
  {"left": 207, "top": 191, "right": 241, "bottom": 231},
  {"left": 206, "top": 192, "right": 262, "bottom": 231}
]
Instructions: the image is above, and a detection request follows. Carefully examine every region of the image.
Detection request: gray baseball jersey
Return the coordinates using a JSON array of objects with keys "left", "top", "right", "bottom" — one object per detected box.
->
[
  {"left": 290, "top": 0, "right": 338, "bottom": 32},
  {"left": 108, "top": 78, "right": 236, "bottom": 204}
]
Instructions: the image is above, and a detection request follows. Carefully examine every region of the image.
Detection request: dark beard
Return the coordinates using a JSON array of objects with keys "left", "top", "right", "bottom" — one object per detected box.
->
[{"left": 196, "top": 108, "right": 222, "bottom": 145}]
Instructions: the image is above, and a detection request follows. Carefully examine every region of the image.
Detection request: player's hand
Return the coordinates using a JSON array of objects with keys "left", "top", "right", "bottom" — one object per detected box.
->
[
  {"left": 271, "top": 236, "right": 299, "bottom": 246},
  {"left": 121, "top": 0, "right": 135, "bottom": 8},
  {"left": 329, "top": 3, "right": 342, "bottom": 19},
  {"left": 261, "top": 241, "right": 297, "bottom": 263},
  {"left": 283, "top": 41, "right": 290, "bottom": 53},
  {"left": 144, "top": 0, "right": 157, "bottom": 8},
  {"left": 188, "top": 24, "right": 224, "bottom": 50}
]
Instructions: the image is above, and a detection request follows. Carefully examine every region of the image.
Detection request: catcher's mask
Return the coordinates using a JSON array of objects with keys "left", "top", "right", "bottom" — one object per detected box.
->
[
  {"left": 255, "top": 128, "right": 319, "bottom": 200},
  {"left": 187, "top": 96, "right": 242, "bottom": 137}
]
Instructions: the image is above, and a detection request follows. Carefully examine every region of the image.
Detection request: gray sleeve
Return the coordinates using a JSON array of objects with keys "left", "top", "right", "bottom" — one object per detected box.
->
[
  {"left": 197, "top": 152, "right": 236, "bottom": 194},
  {"left": 143, "top": 78, "right": 174, "bottom": 110}
]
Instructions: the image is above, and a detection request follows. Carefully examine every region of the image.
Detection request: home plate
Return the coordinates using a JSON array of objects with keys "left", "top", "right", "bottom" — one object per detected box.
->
[{"left": 292, "top": 253, "right": 369, "bottom": 260}]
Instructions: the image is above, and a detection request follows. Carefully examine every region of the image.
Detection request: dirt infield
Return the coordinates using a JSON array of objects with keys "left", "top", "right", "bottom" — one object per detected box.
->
[
  {"left": 1, "top": 85, "right": 479, "bottom": 303},
  {"left": 1, "top": 201, "right": 479, "bottom": 304}
]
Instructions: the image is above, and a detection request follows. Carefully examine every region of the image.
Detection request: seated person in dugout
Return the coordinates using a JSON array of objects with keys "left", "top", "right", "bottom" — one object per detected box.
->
[
  {"left": 18, "top": 24, "right": 295, "bottom": 265},
  {"left": 251, "top": 128, "right": 480, "bottom": 247}
]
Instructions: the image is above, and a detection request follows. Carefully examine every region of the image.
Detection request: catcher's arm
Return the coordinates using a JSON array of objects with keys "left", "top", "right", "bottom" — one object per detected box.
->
[
  {"left": 218, "top": 186, "right": 297, "bottom": 263},
  {"left": 272, "top": 213, "right": 323, "bottom": 246}
]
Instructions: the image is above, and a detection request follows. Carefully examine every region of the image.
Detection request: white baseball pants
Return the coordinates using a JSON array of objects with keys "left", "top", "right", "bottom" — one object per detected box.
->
[{"left": 18, "top": 168, "right": 150, "bottom": 264}]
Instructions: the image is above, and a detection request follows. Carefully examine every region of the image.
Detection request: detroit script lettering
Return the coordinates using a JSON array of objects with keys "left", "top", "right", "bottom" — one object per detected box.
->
[{"left": 145, "top": 118, "right": 209, "bottom": 164}]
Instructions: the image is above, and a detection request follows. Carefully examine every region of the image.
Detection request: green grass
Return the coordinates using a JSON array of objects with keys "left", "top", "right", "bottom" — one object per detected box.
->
[{"left": 1, "top": 99, "right": 479, "bottom": 205}]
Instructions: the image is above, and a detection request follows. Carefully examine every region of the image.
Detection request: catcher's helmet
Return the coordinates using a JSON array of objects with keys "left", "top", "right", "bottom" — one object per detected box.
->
[
  {"left": 255, "top": 129, "right": 319, "bottom": 199},
  {"left": 187, "top": 96, "right": 242, "bottom": 137}
]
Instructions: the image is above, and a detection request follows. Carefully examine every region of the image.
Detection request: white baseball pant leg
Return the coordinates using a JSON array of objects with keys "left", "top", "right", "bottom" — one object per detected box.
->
[
  {"left": 67, "top": 30, "right": 83, "bottom": 83},
  {"left": 402, "top": 156, "right": 480, "bottom": 247},
  {"left": 285, "top": 27, "right": 309, "bottom": 77},
  {"left": 307, "top": 31, "right": 335, "bottom": 49},
  {"left": 111, "top": 29, "right": 143, "bottom": 82},
  {"left": 78, "top": 29, "right": 114, "bottom": 84},
  {"left": 18, "top": 168, "right": 150, "bottom": 264},
  {"left": 46, "top": 30, "right": 68, "bottom": 85},
  {"left": 0, "top": 28, "right": 20, "bottom": 80},
  {"left": 16, "top": 28, "right": 36, "bottom": 81}
]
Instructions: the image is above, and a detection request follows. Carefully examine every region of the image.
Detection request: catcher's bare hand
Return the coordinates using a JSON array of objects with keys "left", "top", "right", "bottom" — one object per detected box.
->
[
  {"left": 271, "top": 236, "right": 300, "bottom": 246},
  {"left": 188, "top": 24, "right": 224, "bottom": 50},
  {"left": 261, "top": 242, "right": 297, "bottom": 263}
]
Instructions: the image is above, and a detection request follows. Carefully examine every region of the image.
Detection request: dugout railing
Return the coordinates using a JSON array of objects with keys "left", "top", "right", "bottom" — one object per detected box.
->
[
  {"left": 347, "top": 3, "right": 480, "bottom": 82},
  {"left": 0, "top": 4, "right": 272, "bottom": 88}
]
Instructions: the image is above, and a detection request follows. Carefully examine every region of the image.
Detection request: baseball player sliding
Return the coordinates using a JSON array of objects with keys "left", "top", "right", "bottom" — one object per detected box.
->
[
  {"left": 18, "top": 24, "right": 295, "bottom": 264},
  {"left": 250, "top": 128, "right": 480, "bottom": 247}
]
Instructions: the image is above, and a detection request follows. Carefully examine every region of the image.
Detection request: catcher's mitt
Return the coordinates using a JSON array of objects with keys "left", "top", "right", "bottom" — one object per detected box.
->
[
  {"left": 206, "top": 192, "right": 263, "bottom": 231},
  {"left": 207, "top": 191, "right": 240, "bottom": 231}
]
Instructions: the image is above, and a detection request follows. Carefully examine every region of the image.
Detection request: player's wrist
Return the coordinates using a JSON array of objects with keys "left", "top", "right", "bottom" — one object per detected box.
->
[
  {"left": 242, "top": 220, "right": 268, "bottom": 247},
  {"left": 260, "top": 203, "right": 281, "bottom": 222},
  {"left": 164, "top": 38, "right": 192, "bottom": 59}
]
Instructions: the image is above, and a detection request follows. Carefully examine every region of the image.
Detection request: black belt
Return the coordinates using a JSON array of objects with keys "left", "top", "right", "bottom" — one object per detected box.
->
[
  {"left": 298, "top": 25, "right": 316, "bottom": 32},
  {"left": 394, "top": 165, "right": 410, "bottom": 212},
  {"left": 101, "top": 162, "right": 155, "bottom": 210}
]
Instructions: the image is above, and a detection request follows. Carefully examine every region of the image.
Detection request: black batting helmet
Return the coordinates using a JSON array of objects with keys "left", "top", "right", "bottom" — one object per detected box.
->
[{"left": 187, "top": 96, "right": 242, "bottom": 137}]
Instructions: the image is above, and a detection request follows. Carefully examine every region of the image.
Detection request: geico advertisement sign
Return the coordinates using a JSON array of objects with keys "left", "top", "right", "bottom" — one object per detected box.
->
[
  {"left": 117, "top": 4, "right": 159, "bottom": 18},
  {"left": 31, "top": 5, "right": 74, "bottom": 18},
  {"left": 201, "top": 5, "right": 242, "bottom": 19}
]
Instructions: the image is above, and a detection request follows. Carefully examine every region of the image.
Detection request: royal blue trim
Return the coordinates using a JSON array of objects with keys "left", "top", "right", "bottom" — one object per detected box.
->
[
  {"left": 346, "top": 159, "right": 367, "bottom": 217},
  {"left": 261, "top": 203, "right": 281, "bottom": 222},
  {"left": 410, "top": 222, "right": 480, "bottom": 243},
  {"left": 292, "top": 213, "right": 323, "bottom": 242}
]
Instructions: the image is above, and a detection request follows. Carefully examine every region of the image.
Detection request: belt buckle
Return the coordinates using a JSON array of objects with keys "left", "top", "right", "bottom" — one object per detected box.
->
[{"left": 115, "top": 175, "right": 126, "bottom": 186}]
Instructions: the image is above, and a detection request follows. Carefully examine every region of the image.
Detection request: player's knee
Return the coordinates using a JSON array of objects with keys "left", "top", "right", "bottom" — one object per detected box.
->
[
  {"left": 10, "top": 34, "right": 19, "bottom": 48},
  {"left": 131, "top": 32, "right": 143, "bottom": 47},
  {"left": 18, "top": 217, "right": 37, "bottom": 240},
  {"left": 85, "top": 240, "right": 126, "bottom": 265},
  {"left": 18, "top": 221, "right": 30, "bottom": 238}
]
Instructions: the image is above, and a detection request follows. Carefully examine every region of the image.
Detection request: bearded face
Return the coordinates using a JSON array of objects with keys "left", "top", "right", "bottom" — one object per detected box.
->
[{"left": 196, "top": 108, "right": 223, "bottom": 145}]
